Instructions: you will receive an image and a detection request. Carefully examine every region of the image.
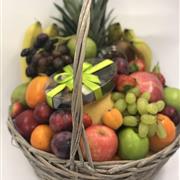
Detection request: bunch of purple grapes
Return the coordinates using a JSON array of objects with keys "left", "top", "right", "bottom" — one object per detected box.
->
[
  {"left": 21, "top": 33, "right": 73, "bottom": 78},
  {"left": 161, "top": 105, "right": 180, "bottom": 126}
]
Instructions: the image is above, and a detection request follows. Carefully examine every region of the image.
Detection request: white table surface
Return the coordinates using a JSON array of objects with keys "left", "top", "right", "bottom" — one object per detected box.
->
[{"left": 1, "top": 0, "right": 180, "bottom": 179}]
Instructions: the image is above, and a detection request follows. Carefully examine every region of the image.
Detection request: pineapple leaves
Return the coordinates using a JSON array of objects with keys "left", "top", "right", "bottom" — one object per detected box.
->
[{"left": 53, "top": 0, "right": 115, "bottom": 50}]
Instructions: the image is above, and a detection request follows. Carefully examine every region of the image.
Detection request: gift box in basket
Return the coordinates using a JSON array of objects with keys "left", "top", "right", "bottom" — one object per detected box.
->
[{"left": 8, "top": 0, "right": 180, "bottom": 179}]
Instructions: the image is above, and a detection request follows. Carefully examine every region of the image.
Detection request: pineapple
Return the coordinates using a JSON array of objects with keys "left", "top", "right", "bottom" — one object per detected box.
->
[{"left": 52, "top": 0, "right": 115, "bottom": 51}]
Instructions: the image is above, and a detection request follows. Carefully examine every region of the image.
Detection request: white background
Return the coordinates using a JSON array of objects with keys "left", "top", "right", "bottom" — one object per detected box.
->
[{"left": 1, "top": 0, "right": 179, "bottom": 179}]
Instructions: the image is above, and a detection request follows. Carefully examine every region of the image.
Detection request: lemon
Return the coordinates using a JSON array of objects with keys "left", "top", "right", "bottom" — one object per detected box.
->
[{"left": 67, "top": 36, "right": 97, "bottom": 59}]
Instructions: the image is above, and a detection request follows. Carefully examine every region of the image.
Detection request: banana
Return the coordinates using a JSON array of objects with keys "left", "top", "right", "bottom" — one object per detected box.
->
[
  {"left": 123, "top": 29, "right": 152, "bottom": 71},
  {"left": 108, "top": 23, "right": 122, "bottom": 44},
  {"left": 43, "top": 23, "right": 59, "bottom": 37},
  {"left": 20, "top": 21, "right": 42, "bottom": 82}
]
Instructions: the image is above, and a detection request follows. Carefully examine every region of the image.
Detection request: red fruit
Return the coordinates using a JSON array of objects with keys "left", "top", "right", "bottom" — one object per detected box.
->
[
  {"left": 115, "top": 57, "right": 129, "bottom": 75},
  {"left": 10, "top": 102, "right": 24, "bottom": 118},
  {"left": 49, "top": 111, "right": 72, "bottom": 133},
  {"left": 14, "top": 110, "right": 39, "bottom": 141},
  {"left": 80, "top": 125, "right": 118, "bottom": 161},
  {"left": 131, "top": 72, "right": 163, "bottom": 102},
  {"left": 129, "top": 59, "right": 145, "bottom": 73},
  {"left": 33, "top": 102, "right": 53, "bottom": 124},
  {"left": 152, "top": 63, "right": 166, "bottom": 87},
  {"left": 83, "top": 113, "right": 92, "bottom": 128},
  {"left": 161, "top": 105, "right": 177, "bottom": 119},
  {"left": 116, "top": 75, "right": 136, "bottom": 92},
  {"left": 153, "top": 73, "right": 166, "bottom": 87}
]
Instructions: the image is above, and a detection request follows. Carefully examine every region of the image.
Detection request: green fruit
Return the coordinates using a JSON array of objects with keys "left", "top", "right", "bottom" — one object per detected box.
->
[
  {"left": 67, "top": 36, "right": 97, "bottom": 59},
  {"left": 146, "top": 103, "right": 158, "bottom": 114},
  {"left": 128, "top": 87, "right": 141, "bottom": 97},
  {"left": 123, "top": 116, "right": 138, "bottom": 127},
  {"left": 127, "top": 103, "right": 137, "bottom": 115},
  {"left": 114, "top": 99, "right": 127, "bottom": 113},
  {"left": 141, "top": 114, "right": 157, "bottom": 125},
  {"left": 125, "top": 92, "right": 136, "bottom": 104},
  {"left": 111, "top": 92, "right": 125, "bottom": 102},
  {"left": 118, "top": 128, "right": 149, "bottom": 160},
  {"left": 164, "top": 87, "right": 180, "bottom": 112},
  {"left": 137, "top": 98, "right": 148, "bottom": 115},
  {"left": 11, "top": 82, "right": 29, "bottom": 106}
]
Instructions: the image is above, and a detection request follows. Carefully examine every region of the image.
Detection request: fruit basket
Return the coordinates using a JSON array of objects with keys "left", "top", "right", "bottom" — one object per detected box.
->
[{"left": 8, "top": 0, "right": 180, "bottom": 180}]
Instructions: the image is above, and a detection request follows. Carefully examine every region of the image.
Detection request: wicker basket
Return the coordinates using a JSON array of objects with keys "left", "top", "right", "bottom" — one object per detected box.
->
[{"left": 8, "top": 0, "right": 180, "bottom": 179}]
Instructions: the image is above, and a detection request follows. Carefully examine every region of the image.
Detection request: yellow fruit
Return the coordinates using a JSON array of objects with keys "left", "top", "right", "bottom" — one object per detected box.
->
[
  {"left": 102, "top": 108, "right": 123, "bottom": 130},
  {"left": 20, "top": 21, "right": 42, "bottom": 82},
  {"left": 30, "top": 125, "right": 53, "bottom": 152},
  {"left": 84, "top": 93, "right": 114, "bottom": 124},
  {"left": 25, "top": 76, "right": 49, "bottom": 108}
]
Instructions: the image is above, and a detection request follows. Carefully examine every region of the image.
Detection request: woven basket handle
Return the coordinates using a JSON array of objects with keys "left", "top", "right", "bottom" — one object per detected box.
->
[{"left": 69, "top": 0, "right": 93, "bottom": 171}]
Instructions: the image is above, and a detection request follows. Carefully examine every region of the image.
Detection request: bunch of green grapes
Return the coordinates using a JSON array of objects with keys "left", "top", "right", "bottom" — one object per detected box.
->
[{"left": 112, "top": 88, "right": 166, "bottom": 139}]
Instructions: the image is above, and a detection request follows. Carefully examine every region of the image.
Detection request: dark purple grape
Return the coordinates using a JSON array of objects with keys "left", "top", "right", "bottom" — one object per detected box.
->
[
  {"left": 62, "top": 55, "right": 73, "bottom": 65},
  {"left": 58, "top": 45, "right": 69, "bottom": 55},
  {"left": 37, "top": 33, "right": 49, "bottom": 45},
  {"left": 115, "top": 57, "right": 129, "bottom": 74},
  {"left": 161, "top": 105, "right": 177, "bottom": 119},
  {"left": 26, "top": 56, "right": 32, "bottom": 65},
  {"left": 21, "top": 48, "right": 31, "bottom": 57},
  {"left": 53, "top": 58, "right": 64, "bottom": 70},
  {"left": 38, "top": 57, "right": 49, "bottom": 67},
  {"left": 172, "top": 112, "right": 180, "bottom": 126},
  {"left": 44, "top": 40, "right": 54, "bottom": 52},
  {"left": 52, "top": 50, "right": 61, "bottom": 58},
  {"left": 47, "top": 56, "right": 54, "bottom": 64},
  {"left": 46, "top": 66, "right": 56, "bottom": 75},
  {"left": 26, "top": 65, "right": 37, "bottom": 77},
  {"left": 41, "top": 51, "right": 50, "bottom": 57},
  {"left": 33, "top": 41, "right": 42, "bottom": 49}
]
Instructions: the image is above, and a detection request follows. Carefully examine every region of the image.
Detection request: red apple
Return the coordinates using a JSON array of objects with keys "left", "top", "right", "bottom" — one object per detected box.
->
[
  {"left": 81, "top": 125, "right": 118, "bottom": 161},
  {"left": 33, "top": 102, "right": 53, "bottom": 124},
  {"left": 14, "top": 110, "right": 39, "bottom": 141},
  {"left": 131, "top": 72, "right": 164, "bottom": 102},
  {"left": 49, "top": 111, "right": 72, "bottom": 133},
  {"left": 10, "top": 102, "right": 24, "bottom": 118}
]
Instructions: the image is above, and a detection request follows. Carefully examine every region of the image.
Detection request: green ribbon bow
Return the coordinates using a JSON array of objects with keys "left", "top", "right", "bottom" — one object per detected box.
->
[{"left": 46, "top": 59, "right": 113, "bottom": 107}]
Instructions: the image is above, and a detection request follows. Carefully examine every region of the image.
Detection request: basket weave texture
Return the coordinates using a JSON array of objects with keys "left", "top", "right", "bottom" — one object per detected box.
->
[{"left": 8, "top": 0, "right": 180, "bottom": 179}]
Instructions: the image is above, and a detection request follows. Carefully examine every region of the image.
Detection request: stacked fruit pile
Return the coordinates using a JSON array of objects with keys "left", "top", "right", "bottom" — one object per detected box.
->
[{"left": 10, "top": 0, "right": 180, "bottom": 162}]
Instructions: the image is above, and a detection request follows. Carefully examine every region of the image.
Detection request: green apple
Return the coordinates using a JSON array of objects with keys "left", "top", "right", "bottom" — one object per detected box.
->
[
  {"left": 67, "top": 36, "right": 97, "bottom": 59},
  {"left": 118, "top": 128, "right": 149, "bottom": 160},
  {"left": 164, "top": 87, "right": 180, "bottom": 112}
]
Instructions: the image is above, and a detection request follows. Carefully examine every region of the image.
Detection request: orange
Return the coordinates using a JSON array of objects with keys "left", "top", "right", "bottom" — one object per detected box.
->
[
  {"left": 30, "top": 125, "right": 53, "bottom": 152},
  {"left": 102, "top": 108, "right": 123, "bottom": 130},
  {"left": 150, "top": 114, "right": 176, "bottom": 152},
  {"left": 25, "top": 75, "right": 49, "bottom": 108}
]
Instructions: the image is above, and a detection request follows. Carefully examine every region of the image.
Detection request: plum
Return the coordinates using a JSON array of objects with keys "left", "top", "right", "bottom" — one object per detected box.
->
[
  {"left": 14, "top": 110, "right": 39, "bottom": 141},
  {"left": 33, "top": 102, "right": 53, "bottom": 124},
  {"left": 51, "top": 131, "right": 72, "bottom": 159},
  {"left": 130, "top": 72, "right": 163, "bottom": 102},
  {"left": 49, "top": 111, "right": 72, "bottom": 133},
  {"left": 83, "top": 113, "right": 92, "bottom": 128}
]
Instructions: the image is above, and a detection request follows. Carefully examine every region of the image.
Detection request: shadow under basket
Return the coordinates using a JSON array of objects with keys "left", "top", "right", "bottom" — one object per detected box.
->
[{"left": 7, "top": 116, "right": 180, "bottom": 180}]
